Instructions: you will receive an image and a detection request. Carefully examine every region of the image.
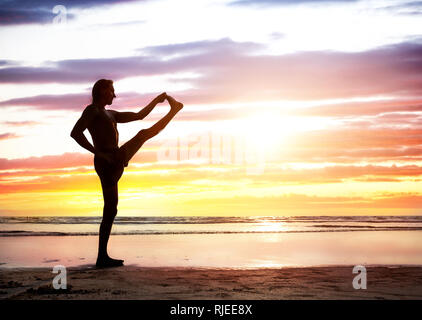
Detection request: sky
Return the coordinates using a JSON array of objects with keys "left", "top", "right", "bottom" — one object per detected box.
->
[{"left": 0, "top": 0, "right": 421, "bottom": 216}]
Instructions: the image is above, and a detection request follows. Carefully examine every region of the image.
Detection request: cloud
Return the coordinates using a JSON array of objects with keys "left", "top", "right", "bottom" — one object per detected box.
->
[
  {"left": 381, "top": 1, "right": 422, "bottom": 16},
  {"left": 0, "top": 0, "right": 140, "bottom": 6},
  {"left": 274, "top": 148, "right": 422, "bottom": 164},
  {"left": 189, "top": 40, "right": 422, "bottom": 101},
  {"left": 0, "top": 38, "right": 260, "bottom": 85},
  {"left": 2, "top": 120, "right": 42, "bottom": 126},
  {"left": 0, "top": 152, "right": 92, "bottom": 170},
  {"left": 142, "top": 38, "right": 264, "bottom": 57},
  {"left": 292, "top": 128, "right": 422, "bottom": 149},
  {"left": 0, "top": 8, "right": 66, "bottom": 25},
  {"left": 229, "top": 0, "right": 357, "bottom": 7},
  {"left": 0, "top": 92, "right": 93, "bottom": 111},
  {"left": 294, "top": 100, "right": 422, "bottom": 117},
  {"left": 0, "top": 57, "right": 172, "bottom": 84},
  {"left": 178, "top": 99, "right": 422, "bottom": 123},
  {"left": 269, "top": 32, "right": 285, "bottom": 40},
  {"left": 271, "top": 127, "right": 422, "bottom": 164},
  {"left": 1, "top": 38, "right": 422, "bottom": 104},
  {"left": 1, "top": 149, "right": 421, "bottom": 187},
  {"left": 0, "top": 132, "right": 19, "bottom": 140},
  {"left": 0, "top": 0, "right": 142, "bottom": 25},
  {"left": 0, "top": 91, "right": 167, "bottom": 111},
  {"left": 0, "top": 166, "right": 92, "bottom": 179},
  {"left": 0, "top": 150, "right": 157, "bottom": 170},
  {"left": 184, "top": 193, "right": 422, "bottom": 210}
]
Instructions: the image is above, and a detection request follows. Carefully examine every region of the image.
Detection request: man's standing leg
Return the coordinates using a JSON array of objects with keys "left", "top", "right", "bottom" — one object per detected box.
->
[{"left": 97, "top": 181, "right": 123, "bottom": 267}]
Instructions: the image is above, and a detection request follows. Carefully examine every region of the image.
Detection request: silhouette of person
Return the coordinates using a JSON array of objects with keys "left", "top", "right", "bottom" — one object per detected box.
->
[{"left": 71, "top": 79, "right": 183, "bottom": 267}]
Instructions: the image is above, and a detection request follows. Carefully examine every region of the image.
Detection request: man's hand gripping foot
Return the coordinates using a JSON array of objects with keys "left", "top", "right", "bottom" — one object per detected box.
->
[{"left": 166, "top": 95, "right": 183, "bottom": 113}]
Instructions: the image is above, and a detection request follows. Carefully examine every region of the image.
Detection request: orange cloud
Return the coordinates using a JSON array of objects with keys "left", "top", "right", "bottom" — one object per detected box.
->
[
  {"left": 2, "top": 121, "right": 42, "bottom": 126},
  {"left": 0, "top": 151, "right": 157, "bottom": 170},
  {"left": 1, "top": 162, "right": 421, "bottom": 194},
  {"left": 183, "top": 193, "right": 422, "bottom": 210},
  {"left": 0, "top": 132, "right": 19, "bottom": 140}
]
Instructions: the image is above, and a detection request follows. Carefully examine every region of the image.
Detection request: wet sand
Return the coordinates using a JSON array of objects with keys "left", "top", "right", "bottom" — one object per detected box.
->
[
  {"left": 1, "top": 265, "right": 422, "bottom": 300},
  {"left": 2, "top": 231, "right": 422, "bottom": 268}
]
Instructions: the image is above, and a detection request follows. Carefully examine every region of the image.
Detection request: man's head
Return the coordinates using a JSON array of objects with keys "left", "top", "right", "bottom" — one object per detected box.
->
[{"left": 92, "top": 79, "right": 116, "bottom": 106}]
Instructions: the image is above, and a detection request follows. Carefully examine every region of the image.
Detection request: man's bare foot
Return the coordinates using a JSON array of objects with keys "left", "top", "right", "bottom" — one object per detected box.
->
[
  {"left": 167, "top": 95, "right": 183, "bottom": 113},
  {"left": 96, "top": 256, "right": 124, "bottom": 268}
]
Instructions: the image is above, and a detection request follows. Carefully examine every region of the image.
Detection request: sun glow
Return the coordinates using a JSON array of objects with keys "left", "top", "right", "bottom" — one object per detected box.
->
[
  {"left": 228, "top": 112, "right": 334, "bottom": 155},
  {"left": 255, "top": 221, "right": 288, "bottom": 233}
]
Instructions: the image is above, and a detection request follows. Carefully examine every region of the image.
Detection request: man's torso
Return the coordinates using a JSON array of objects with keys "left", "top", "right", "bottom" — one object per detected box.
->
[{"left": 86, "top": 104, "right": 119, "bottom": 152}]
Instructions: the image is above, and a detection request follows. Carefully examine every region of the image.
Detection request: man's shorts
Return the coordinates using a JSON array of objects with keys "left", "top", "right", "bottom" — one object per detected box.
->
[{"left": 94, "top": 148, "right": 128, "bottom": 187}]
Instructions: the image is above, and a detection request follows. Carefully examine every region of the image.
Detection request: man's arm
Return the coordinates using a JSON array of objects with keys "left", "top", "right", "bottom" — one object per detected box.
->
[
  {"left": 112, "top": 92, "right": 167, "bottom": 123},
  {"left": 70, "top": 106, "right": 97, "bottom": 155},
  {"left": 110, "top": 110, "right": 142, "bottom": 123}
]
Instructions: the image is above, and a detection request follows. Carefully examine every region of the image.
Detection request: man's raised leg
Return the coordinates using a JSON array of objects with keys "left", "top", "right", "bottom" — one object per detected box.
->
[{"left": 120, "top": 96, "right": 183, "bottom": 164}]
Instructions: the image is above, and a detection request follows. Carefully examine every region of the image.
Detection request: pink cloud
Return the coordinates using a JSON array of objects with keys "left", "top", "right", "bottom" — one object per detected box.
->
[
  {"left": 2, "top": 120, "right": 42, "bottom": 126},
  {"left": 0, "top": 132, "right": 19, "bottom": 140},
  {"left": 1, "top": 38, "right": 422, "bottom": 106},
  {"left": 0, "top": 152, "right": 92, "bottom": 170},
  {"left": 0, "top": 150, "right": 157, "bottom": 170}
]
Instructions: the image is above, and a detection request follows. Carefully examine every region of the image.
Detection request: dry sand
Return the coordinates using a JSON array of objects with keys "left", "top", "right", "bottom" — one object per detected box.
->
[{"left": 1, "top": 265, "right": 422, "bottom": 300}]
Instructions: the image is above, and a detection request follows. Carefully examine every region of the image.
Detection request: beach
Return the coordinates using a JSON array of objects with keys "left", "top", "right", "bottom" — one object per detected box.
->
[
  {"left": 1, "top": 217, "right": 422, "bottom": 300},
  {"left": 1, "top": 231, "right": 422, "bottom": 268},
  {"left": 1, "top": 265, "right": 422, "bottom": 300}
]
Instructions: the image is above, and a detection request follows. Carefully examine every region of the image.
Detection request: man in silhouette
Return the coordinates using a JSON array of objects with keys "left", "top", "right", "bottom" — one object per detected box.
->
[{"left": 71, "top": 79, "right": 183, "bottom": 267}]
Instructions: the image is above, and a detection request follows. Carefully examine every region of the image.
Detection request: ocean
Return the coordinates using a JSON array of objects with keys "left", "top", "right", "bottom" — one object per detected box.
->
[
  {"left": 1, "top": 216, "right": 422, "bottom": 268},
  {"left": 1, "top": 215, "right": 422, "bottom": 237}
]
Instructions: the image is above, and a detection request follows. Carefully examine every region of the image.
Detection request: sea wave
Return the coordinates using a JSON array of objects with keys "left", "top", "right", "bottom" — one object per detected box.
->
[
  {"left": 1, "top": 216, "right": 422, "bottom": 237},
  {"left": 1, "top": 226, "right": 422, "bottom": 237},
  {"left": 1, "top": 215, "right": 421, "bottom": 225}
]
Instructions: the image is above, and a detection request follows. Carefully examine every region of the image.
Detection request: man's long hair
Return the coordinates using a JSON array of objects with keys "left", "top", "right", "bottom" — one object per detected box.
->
[{"left": 92, "top": 79, "right": 113, "bottom": 103}]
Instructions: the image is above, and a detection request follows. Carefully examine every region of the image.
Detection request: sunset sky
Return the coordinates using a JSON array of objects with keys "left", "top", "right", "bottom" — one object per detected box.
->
[{"left": 0, "top": 0, "right": 421, "bottom": 216}]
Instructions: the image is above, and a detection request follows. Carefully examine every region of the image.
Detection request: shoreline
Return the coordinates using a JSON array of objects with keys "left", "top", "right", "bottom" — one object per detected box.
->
[
  {"left": 2, "top": 231, "right": 422, "bottom": 268},
  {"left": 2, "top": 262, "right": 422, "bottom": 270},
  {"left": 1, "top": 265, "right": 422, "bottom": 300}
]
